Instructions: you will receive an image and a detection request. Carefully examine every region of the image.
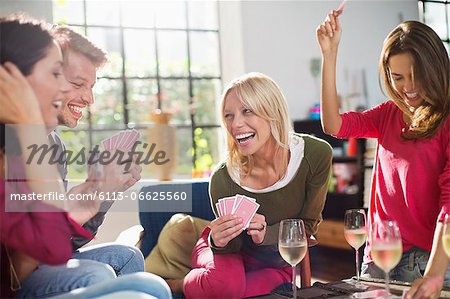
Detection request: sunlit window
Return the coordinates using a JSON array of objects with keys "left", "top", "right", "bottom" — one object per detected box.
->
[
  {"left": 53, "top": 0, "right": 223, "bottom": 180},
  {"left": 419, "top": 0, "right": 450, "bottom": 53}
]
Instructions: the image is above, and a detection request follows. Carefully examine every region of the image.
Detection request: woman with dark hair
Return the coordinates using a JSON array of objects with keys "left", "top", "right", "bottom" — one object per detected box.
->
[
  {"left": 317, "top": 10, "right": 449, "bottom": 299},
  {"left": 0, "top": 15, "right": 172, "bottom": 299},
  {"left": 0, "top": 14, "right": 98, "bottom": 298},
  {"left": 0, "top": 14, "right": 67, "bottom": 140},
  {"left": 0, "top": 15, "right": 54, "bottom": 75}
]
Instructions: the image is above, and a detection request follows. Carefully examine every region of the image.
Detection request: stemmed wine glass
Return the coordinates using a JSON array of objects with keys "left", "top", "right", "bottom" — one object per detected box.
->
[
  {"left": 344, "top": 209, "right": 367, "bottom": 285},
  {"left": 279, "top": 219, "right": 308, "bottom": 299},
  {"left": 370, "top": 220, "right": 402, "bottom": 296}
]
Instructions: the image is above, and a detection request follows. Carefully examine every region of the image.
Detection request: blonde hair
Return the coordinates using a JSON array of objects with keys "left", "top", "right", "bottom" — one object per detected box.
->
[
  {"left": 53, "top": 25, "right": 108, "bottom": 69},
  {"left": 379, "top": 21, "right": 450, "bottom": 139},
  {"left": 220, "top": 72, "right": 292, "bottom": 179}
]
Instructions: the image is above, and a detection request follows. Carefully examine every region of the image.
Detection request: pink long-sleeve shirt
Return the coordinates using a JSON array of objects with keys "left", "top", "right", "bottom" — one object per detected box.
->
[
  {"left": 336, "top": 101, "right": 450, "bottom": 262},
  {"left": 0, "top": 166, "right": 92, "bottom": 298}
]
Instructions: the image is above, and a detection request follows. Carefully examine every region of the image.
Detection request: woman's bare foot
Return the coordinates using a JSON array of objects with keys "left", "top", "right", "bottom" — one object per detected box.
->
[{"left": 166, "top": 278, "right": 184, "bottom": 294}]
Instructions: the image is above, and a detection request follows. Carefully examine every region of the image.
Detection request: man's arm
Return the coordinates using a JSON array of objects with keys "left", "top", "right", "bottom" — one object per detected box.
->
[{"left": 72, "top": 201, "right": 114, "bottom": 250}]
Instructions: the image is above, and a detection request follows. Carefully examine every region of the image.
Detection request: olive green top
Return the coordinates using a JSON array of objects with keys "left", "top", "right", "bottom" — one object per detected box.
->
[{"left": 209, "top": 133, "right": 332, "bottom": 267}]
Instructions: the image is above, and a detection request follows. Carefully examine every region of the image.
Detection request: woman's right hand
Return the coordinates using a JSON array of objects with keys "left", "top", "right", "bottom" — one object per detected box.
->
[
  {"left": 210, "top": 215, "right": 243, "bottom": 248},
  {"left": 0, "top": 62, "right": 43, "bottom": 124},
  {"left": 316, "top": 10, "right": 342, "bottom": 55}
]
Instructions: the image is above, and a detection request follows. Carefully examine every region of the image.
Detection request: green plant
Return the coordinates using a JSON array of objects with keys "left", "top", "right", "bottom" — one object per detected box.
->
[{"left": 193, "top": 127, "right": 213, "bottom": 172}]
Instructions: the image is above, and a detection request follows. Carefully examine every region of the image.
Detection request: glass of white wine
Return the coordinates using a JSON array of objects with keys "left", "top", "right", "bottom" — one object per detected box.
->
[
  {"left": 443, "top": 214, "right": 450, "bottom": 257},
  {"left": 279, "top": 219, "right": 308, "bottom": 299},
  {"left": 344, "top": 209, "right": 367, "bottom": 284},
  {"left": 371, "top": 220, "right": 402, "bottom": 296}
]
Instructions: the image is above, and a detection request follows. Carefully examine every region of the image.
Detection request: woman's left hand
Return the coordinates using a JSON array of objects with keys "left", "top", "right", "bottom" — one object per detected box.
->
[
  {"left": 406, "top": 275, "right": 444, "bottom": 299},
  {"left": 247, "top": 213, "right": 266, "bottom": 245}
]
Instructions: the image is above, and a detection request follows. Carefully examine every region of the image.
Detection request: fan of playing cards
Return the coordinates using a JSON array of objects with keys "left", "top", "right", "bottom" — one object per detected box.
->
[
  {"left": 216, "top": 195, "right": 260, "bottom": 230},
  {"left": 102, "top": 129, "right": 141, "bottom": 151}
]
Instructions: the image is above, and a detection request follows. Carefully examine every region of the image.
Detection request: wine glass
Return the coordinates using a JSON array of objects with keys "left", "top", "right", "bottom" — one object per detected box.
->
[
  {"left": 370, "top": 220, "right": 402, "bottom": 296},
  {"left": 279, "top": 219, "right": 308, "bottom": 299},
  {"left": 443, "top": 214, "right": 450, "bottom": 258},
  {"left": 344, "top": 209, "right": 367, "bottom": 285}
]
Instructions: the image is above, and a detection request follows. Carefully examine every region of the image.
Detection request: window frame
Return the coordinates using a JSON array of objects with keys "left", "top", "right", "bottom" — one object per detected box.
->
[
  {"left": 53, "top": 0, "right": 223, "bottom": 176},
  {"left": 418, "top": 0, "right": 450, "bottom": 51}
]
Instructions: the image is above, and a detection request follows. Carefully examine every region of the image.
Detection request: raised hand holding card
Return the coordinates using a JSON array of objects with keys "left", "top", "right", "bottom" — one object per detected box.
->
[{"left": 336, "top": 0, "right": 348, "bottom": 14}]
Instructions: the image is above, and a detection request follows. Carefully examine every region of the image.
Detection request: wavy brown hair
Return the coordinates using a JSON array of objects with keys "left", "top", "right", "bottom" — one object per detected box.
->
[
  {"left": 379, "top": 21, "right": 450, "bottom": 139},
  {"left": 220, "top": 73, "right": 292, "bottom": 179}
]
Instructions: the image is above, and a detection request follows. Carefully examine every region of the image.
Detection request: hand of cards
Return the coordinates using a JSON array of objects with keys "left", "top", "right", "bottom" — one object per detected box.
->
[
  {"left": 102, "top": 129, "right": 141, "bottom": 151},
  {"left": 216, "top": 194, "right": 260, "bottom": 230},
  {"left": 87, "top": 129, "right": 141, "bottom": 189}
]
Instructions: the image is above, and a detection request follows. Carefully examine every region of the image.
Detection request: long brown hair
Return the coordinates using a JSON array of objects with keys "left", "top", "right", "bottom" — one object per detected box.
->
[
  {"left": 379, "top": 21, "right": 450, "bottom": 139},
  {"left": 0, "top": 14, "right": 54, "bottom": 152}
]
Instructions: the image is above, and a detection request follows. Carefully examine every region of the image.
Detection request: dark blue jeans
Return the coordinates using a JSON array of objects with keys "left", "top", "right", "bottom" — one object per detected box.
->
[{"left": 16, "top": 243, "right": 146, "bottom": 298}]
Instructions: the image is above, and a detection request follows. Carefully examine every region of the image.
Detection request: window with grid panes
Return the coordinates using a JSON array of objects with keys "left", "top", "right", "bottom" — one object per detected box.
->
[
  {"left": 418, "top": 0, "right": 450, "bottom": 53},
  {"left": 53, "top": 0, "right": 223, "bottom": 180}
]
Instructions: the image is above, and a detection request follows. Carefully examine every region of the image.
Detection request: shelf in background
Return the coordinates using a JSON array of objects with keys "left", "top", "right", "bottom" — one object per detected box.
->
[
  {"left": 316, "top": 219, "right": 352, "bottom": 250},
  {"left": 332, "top": 156, "right": 358, "bottom": 163},
  {"left": 323, "top": 193, "right": 361, "bottom": 220},
  {"left": 327, "top": 192, "right": 359, "bottom": 197},
  {"left": 294, "top": 119, "right": 366, "bottom": 250}
]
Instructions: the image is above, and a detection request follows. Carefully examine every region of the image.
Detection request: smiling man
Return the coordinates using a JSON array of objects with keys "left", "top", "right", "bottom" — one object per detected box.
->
[
  {"left": 16, "top": 26, "right": 146, "bottom": 299},
  {"left": 52, "top": 26, "right": 142, "bottom": 248},
  {"left": 58, "top": 46, "right": 97, "bottom": 127}
]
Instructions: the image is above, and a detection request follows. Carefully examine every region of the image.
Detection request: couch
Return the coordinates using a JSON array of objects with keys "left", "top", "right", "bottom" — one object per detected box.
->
[{"left": 138, "top": 180, "right": 214, "bottom": 258}]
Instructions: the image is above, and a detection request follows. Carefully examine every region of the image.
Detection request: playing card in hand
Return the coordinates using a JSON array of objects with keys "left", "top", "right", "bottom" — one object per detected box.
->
[
  {"left": 216, "top": 194, "right": 260, "bottom": 230},
  {"left": 102, "top": 129, "right": 141, "bottom": 151},
  {"left": 233, "top": 195, "right": 260, "bottom": 230}
]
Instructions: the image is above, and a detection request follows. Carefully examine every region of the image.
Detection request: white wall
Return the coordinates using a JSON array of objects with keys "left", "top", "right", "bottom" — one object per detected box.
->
[{"left": 220, "top": 0, "right": 419, "bottom": 120}]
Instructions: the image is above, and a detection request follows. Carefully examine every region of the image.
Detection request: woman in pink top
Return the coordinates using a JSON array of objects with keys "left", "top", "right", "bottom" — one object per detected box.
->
[
  {"left": 317, "top": 10, "right": 449, "bottom": 299},
  {"left": 0, "top": 15, "right": 98, "bottom": 298}
]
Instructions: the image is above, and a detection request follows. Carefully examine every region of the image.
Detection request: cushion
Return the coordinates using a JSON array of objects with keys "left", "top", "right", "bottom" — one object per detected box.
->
[{"left": 145, "top": 213, "right": 210, "bottom": 279}]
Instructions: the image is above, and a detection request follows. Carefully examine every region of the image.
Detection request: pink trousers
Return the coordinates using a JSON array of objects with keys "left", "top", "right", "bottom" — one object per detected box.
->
[{"left": 183, "top": 227, "right": 291, "bottom": 299}]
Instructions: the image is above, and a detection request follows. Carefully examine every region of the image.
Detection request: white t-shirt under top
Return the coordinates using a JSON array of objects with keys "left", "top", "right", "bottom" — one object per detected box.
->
[{"left": 228, "top": 133, "right": 305, "bottom": 193}]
